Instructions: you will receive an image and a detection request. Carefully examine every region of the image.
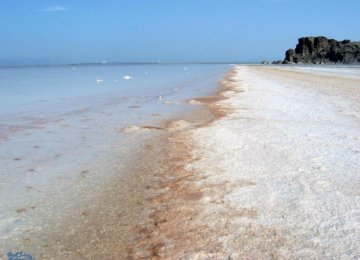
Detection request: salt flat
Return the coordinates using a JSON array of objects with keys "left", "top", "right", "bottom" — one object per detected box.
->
[
  {"left": 137, "top": 65, "right": 360, "bottom": 258},
  {"left": 193, "top": 65, "right": 360, "bottom": 258}
]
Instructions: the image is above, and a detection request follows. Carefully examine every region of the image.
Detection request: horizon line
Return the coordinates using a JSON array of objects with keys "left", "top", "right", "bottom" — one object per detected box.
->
[{"left": 0, "top": 61, "right": 261, "bottom": 69}]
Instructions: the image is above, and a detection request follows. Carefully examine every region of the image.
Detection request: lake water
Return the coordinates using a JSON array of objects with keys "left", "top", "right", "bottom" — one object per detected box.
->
[{"left": 0, "top": 64, "right": 228, "bottom": 254}]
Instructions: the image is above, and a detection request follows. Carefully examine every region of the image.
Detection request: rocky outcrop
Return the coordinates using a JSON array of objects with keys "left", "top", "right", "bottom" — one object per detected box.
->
[{"left": 283, "top": 36, "right": 360, "bottom": 64}]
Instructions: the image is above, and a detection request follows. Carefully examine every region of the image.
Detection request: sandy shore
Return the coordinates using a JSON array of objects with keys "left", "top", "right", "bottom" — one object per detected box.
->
[{"left": 129, "top": 65, "right": 360, "bottom": 258}]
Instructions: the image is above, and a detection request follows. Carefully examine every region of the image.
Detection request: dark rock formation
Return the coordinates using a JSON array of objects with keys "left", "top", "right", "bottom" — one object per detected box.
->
[{"left": 283, "top": 36, "right": 360, "bottom": 64}]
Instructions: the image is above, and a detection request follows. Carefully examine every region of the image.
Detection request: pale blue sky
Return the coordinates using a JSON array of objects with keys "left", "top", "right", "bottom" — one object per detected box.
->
[{"left": 0, "top": 0, "right": 359, "bottom": 65}]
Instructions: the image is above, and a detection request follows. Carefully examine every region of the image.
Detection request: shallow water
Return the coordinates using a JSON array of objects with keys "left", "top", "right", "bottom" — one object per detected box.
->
[{"left": 0, "top": 64, "right": 228, "bottom": 256}]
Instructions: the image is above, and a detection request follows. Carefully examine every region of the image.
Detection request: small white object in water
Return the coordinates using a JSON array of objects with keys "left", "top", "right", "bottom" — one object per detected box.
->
[
  {"left": 96, "top": 77, "right": 103, "bottom": 83},
  {"left": 123, "top": 75, "right": 133, "bottom": 80},
  {"left": 159, "top": 96, "right": 162, "bottom": 100}
]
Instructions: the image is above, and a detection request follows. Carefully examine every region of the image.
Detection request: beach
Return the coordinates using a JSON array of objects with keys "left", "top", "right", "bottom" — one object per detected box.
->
[
  {"left": 1, "top": 64, "right": 360, "bottom": 259},
  {"left": 129, "top": 65, "right": 360, "bottom": 258},
  {"left": 1, "top": 0, "right": 359, "bottom": 258}
]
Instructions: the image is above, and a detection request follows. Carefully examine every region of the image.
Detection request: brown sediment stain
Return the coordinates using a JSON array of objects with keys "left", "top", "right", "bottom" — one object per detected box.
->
[
  {"left": 129, "top": 104, "right": 230, "bottom": 258},
  {"left": 186, "top": 96, "right": 235, "bottom": 122},
  {"left": 81, "top": 211, "right": 90, "bottom": 217},
  {"left": 141, "top": 125, "right": 165, "bottom": 130},
  {"left": 188, "top": 96, "right": 222, "bottom": 104},
  {"left": 129, "top": 127, "right": 285, "bottom": 259},
  {"left": 165, "top": 119, "right": 191, "bottom": 130},
  {"left": 16, "top": 208, "right": 27, "bottom": 214},
  {"left": 80, "top": 170, "right": 89, "bottom": 178},
  {"left": 127, "top": 67, "right": 284, "bottom": 258},
  {"left": 200, "top": 68, "right": 239, "bottom": 124},
  {"left": 128, "top": 67, "right": 290, "bottom": 258},
  {"left": 121, "top": 125, "right": 165, "bottom": 133}
]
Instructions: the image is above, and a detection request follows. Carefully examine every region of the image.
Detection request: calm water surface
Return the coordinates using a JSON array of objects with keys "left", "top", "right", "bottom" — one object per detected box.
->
[{"left": 0, "top": 64, "right": 228, "bottom": 253}]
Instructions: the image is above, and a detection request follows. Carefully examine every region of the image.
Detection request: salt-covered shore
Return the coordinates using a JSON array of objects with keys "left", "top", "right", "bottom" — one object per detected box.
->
[
  {"left": 131, "top": 65, "right": 360, "bottom": 258},
  {"left": 2, "top": 65, "right": 359, "bottom": 258}
]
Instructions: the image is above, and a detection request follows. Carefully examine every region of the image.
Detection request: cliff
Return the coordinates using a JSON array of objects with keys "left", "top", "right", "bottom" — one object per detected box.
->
[{"left": 283, "top": 36, "right": 360, "bottom": 64}]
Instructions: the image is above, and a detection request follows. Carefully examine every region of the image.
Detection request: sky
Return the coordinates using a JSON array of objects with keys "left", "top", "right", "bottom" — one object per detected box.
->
[{"left": 0, "top": 0, "right": 359, "bottom": 65}]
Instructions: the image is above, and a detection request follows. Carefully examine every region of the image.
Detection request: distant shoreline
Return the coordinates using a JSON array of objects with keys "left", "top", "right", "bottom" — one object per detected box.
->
[
  {"left": 2, "top": 62, "right": 360, "bottom": 70},
  {"left": 0, "top": 61, "right": 258, "bottom": 69}
]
